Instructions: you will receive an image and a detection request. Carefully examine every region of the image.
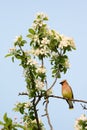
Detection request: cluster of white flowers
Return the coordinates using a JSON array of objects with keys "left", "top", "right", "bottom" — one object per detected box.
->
[
  {"left": 24, "top": 50, "right": 31, "bottom": 56},
  {"left": 27, "top": 58, "right": 37, "bottom": 66},
  {"left": 33, "top": 34, "right": 40, "bottom": 43},
  {"left": 59, "top": 35, "right": 76, "bottom": 49},
  {"left": 24, "top": 102, "right": 32, "bottom": 108},
  {"left": 23, "top": 68, "right": 30, "bottom": 78},
  {"left": 51, "top": 52, "right": 59, "bottom": 57},
  {"left": 9, "top": 47, "right": 16, "bottom": 54},
  {"left": 35, "top": 79, "right": 44, "bottom": 90},
  {"left": 36, "top": 66, "right": 46, "bottom": 74},
  {"left": 74, "top": 114, "right": 87, "bottom": 130},
  {"left": 41, "top": 37, "right": 50, "bottom": 45},
  {"left": 31, "top": 47, "right": 49, "bottom": 56},
  {"left": 14, "top": 35, "right": 22, "bottom": 43},
  {"left": 32, "top": 12, "right": 48, "bottom": 29},
  {"left": 64, "top": 58, "right": 70, "bottom": 68},
  {"left": 36, "top": 12, "right": 48, "bottom": 20}
]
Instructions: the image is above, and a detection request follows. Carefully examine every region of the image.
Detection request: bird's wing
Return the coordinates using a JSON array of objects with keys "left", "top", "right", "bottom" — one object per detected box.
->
[{"left": 69, "top": 85, "right": 74, "bottom": 101}]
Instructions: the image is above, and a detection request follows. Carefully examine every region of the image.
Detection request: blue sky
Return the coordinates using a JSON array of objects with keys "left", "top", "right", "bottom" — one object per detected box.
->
[{"left": 0, "top": 0, "right": 87, "bottom": 129}]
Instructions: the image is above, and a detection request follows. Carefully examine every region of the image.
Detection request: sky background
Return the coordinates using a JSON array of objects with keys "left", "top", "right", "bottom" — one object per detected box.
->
[{"left": 0, "top": 0, "right": 87, "bottom": 130}]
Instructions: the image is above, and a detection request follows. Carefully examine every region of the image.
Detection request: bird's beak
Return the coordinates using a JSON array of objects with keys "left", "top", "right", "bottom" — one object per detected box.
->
[{"left": 59, "top": 82, "right": 62, "bottom": 84}]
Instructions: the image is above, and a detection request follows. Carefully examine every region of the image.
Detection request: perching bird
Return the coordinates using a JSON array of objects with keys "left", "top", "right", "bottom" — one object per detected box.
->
[{"left": 60, "top": 80, "right": 74, "bottom": 109}]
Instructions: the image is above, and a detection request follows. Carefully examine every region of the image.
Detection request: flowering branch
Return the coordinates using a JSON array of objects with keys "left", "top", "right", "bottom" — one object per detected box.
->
[{"left": 3, "top": 12, "right": 77, "bottom": 130}]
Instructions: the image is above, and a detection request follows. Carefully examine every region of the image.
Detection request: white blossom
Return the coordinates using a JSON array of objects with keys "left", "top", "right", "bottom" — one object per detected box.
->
[
  {"left": 33, "top": 34, "right": 40, "bottom": 43},
  {"left": 35, "top": 79, "right": 44, "bottom": 90},
  {"left": 59, "top": 35, "right": 69, "bottom": 49},
  {"left": 9, "top": 47, "right": 16, "bottom": 54},
  {"left": 40, "top": 48, "right": 46, "bottom": 55},
  {"left": 31, "top": 47, "right": 49, "bottom": 56},
  {"left": 36, "top": 66, "right": 46, "bottom": 73},
  {"left": 59, "top": 34, "right": 76, "bottom": 49},
  {"left": 41, "top": 37, "right": 50, "bottom": 45},
  {"left": 24, "top": 102, "right": 32, "bottom": 108},
  {"left": 14, "top": 36, "right": 20, "bottom": 42},
  {"left": 48, "top": 30, "right": 53, "bottom": 35},
  {"left": 24, "top": 50, "right": 31, "bottom": 56},
  {"left": 69, "top": 38, "right": 76, "bottom": 49},
  {"left": 14, "top": 36, "right": 21, "bottom": 43},
  {"left": 32, "top": 12, "right": 48, "bottom": 28},
  {"left": 27, "top": 58, "right": 37, "bottom": 66},
  {"left": 79, "top": 114, "right": 87, "bottom": 121},
  {"left": 64, "top": 58, "right": 70, "bottom": 68},
  {"left": 54, "top": 32, "right": 60, "bottom": 40},
  {"left": 36, "top": 12, "right": 48, "bottom": 20},
  {"left": 51, "top": 52, "right": 58, "bottom": 57},
  {"left": 74, "top": 114, "right": 87, "bottom": 130}
]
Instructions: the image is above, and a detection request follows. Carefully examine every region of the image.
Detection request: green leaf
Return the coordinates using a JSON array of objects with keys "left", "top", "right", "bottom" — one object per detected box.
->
[
  {"left": 0, "top": 121, "right": 4, "bottom": 125},
  {"left": 12, "top": 56, "right": 14, "bottom": 62},
  {"left": 27, "top": 34, "right": 33, "bottom": 38},
  {"left": 43, "top": 17, "right": 48, "bottom": 20},
  {"left": 3, "top": 113, "right": 8, "bottom": 122},
  {"left": 28, "top": 29, "right": 35, "bottom": 34},
  {"left": 5, "top": 53, "right": 13, "bottom": 58},
  {"left": 21, "top": 40, "right": 27, "bottom": 46}
]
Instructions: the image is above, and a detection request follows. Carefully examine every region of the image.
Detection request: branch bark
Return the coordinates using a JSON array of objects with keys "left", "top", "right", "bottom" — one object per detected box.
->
[
  {"left": 45, "top": 98, "right": 54, "bottom": 130},
  {"left": 19, "top": 93, "right": 87, "bottom": 104},
  {"left": 49, "top": 95, "right": 87, "bottom": 104}
]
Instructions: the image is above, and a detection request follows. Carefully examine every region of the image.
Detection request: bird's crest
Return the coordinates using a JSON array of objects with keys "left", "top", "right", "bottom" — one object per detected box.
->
[{"left": 60, "top": 79, "right": 67, "bottom": 85}]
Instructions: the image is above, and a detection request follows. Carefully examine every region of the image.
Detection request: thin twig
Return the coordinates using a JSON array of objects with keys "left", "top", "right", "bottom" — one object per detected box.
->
[
  {"left": 18, "top": 92, "right": 28, "bottom": 96},
  {"left": 45, "top": 98, "right": 54, "bottom": 130},
  {"left": 47, "top": 77, "right": 57, "bottom": 92},
  {"left": 81, "top": 104, "right": 87, "bottom": 110},
  {"left": 49, "top": 95, "right": 87, "bottom": 104}
]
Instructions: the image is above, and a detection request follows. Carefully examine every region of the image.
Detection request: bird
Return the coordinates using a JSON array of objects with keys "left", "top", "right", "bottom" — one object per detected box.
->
[{"left": 60, "top": 80, "right": 74, "bottom": 109}]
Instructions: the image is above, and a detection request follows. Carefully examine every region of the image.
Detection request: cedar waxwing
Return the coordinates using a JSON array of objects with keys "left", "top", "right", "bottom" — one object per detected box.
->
[{"left": 60, "top": 80, "right": 74, "bottom": 109}]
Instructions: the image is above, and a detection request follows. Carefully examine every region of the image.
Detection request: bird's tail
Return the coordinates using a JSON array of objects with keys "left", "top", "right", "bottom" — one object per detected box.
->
[{"left": 66, "top": 100, "right": 74, "bottom": 109}]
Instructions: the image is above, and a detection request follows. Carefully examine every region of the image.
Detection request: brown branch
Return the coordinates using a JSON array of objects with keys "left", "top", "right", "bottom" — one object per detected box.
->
[
  {"left": 33, "top": 97, "right": 41, "bottom": 130},
  {"left": 49, "top": 95, "right": 87, "bottom": 104},
  {"left": 18, "top": 93, "right": 87, "bottom": 104},
  {"left": 47, "top": 77, "right": 57, "bottom": 92},
  {"left": 18, "top": 92, "right": 28, "bottom": 96},
  {"left": 81, "top": 104, "right": 87, "bottom": 110},
  {"left": 45, "top": 98, "right": 54, "bottom": 130}
]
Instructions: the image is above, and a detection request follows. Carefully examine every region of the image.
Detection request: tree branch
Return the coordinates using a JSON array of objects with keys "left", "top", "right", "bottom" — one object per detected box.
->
[
  {"left": 47, "top": 77, "right": 57, "bottom": 92},
  {"left": 18, "top": 92, "right": 87, "bottom": 104},
  {"left": 81, "top": 104, "right": 87, "bottom": 110},
  {"left": 45, "top": 98, "right": 54, "bottom": 130},
  {"left": 49, "top": 95, "right": 87, "bottom": 104},
  {"left": 33, "top": 97, "right": 41, "bottom": 130},
  {"left": 18, "top": 92, "right": 28, "bottom": 96}
]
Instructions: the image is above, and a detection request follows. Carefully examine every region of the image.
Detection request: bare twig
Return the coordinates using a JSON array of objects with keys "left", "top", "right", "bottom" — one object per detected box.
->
[
  {"left": 18, "top": 92, "right": 28, "bottom": 96},
  {"left": 47, "top": 77, "right": 57, "bottom": 92},
  {"left": 81, "top": 104, "right": 87, "bottom": 110},
  {"left": 49, "top": 95, "right": 87, "bottom": 104},
  {"left": 45, "top": 98, "right": 54, "bottom": 130}
]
